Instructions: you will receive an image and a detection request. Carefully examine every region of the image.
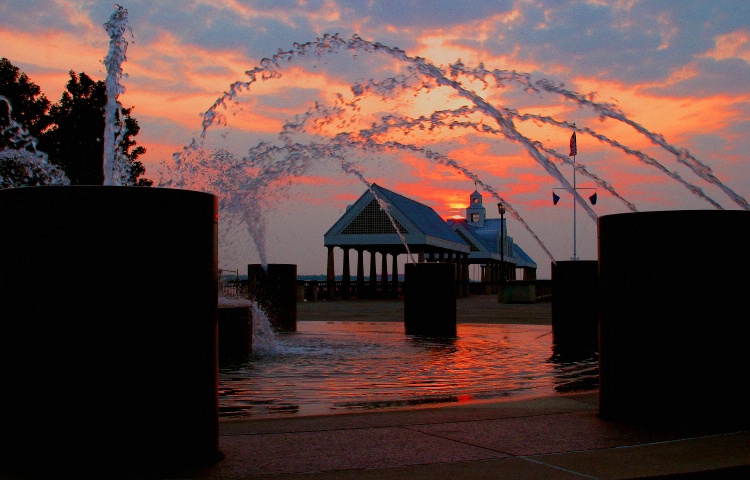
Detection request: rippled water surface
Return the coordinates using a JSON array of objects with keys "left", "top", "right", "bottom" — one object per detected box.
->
[{"left": 219, "top": 321, "right": 598, "bottom": 419}]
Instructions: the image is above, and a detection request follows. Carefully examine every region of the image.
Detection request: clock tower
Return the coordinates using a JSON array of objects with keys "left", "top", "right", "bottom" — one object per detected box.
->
[{"left": 466, "top": 189, "right": 486, "bottom": 227}]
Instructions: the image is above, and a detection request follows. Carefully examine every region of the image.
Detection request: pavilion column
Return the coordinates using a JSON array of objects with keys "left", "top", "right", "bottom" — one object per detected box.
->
[
  {"left": 342, "top": 247, "right": 351, "bottom": 300},
  {"left": 356, "top": 249, "right": 365, "bottom": 298},
  {"left": 462, "top": 255, "right": 470, "bottom": 297},
  {"left": 428, "top": 251, "right": 435, "bottom": 262},
  {"left": 453, "top": 254, "right": 462, "bottom": 298},
  {"left": 439, "top": 251, "right": 445, "bottom": 262},
  {"left": 446, "top": 252, "right": 455, "bottom": 297},
  {"left": 495, "top": 262, "right": 500, "bottom": 294},
  {"left": 380, "top": 251, "right": 389, "bottom": 298},
  {"left": 327, "top": 246, "right": 336, "bottom": 300},
  {"left": 369, "top": 250, "right": 377, "bottom": 298},
  {"left": 418, "top": 249, "right": 425, "bottom": 263},
  {"left": 391, "top": 253, "right": 399, "bottom": 298},
  {"left": 489, "top": 263, "right": 494, "bottom": 294}
]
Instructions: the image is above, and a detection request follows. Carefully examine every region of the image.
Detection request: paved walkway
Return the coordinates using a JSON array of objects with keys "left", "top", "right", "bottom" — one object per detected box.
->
[{"left": 188, "top": 391, "right": 748, "bottom": 479}]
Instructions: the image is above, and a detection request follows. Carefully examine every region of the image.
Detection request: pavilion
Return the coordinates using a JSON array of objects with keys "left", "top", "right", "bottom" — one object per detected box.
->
[{"left": 323, "top": 184, "right": 536, "bottom": 299}]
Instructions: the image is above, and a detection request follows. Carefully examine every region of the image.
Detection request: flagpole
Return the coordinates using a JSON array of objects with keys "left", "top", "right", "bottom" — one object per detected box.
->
[
  {"left": 570, "top": 128, "right": 578, "bottom": 260},
  {"left": 552, "top": 129, "right": 595, "bottom": 259},
  {"left": 572, "top": 153, "right": 577, "bottom": 260}
]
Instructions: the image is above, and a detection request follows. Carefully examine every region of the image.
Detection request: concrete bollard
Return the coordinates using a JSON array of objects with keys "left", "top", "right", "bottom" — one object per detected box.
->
[
  {"left": 598, "top": 210, "right": 749, "bottom": 427},
  {"left": 404, "top": 262, "right": 457, "bottom": 337},
  {"left": 247, "top": 263, "right": 297, "bottom": 332},
  {"left": 308, "top": 280, "right": 319, "bottom": 302},
  {"left": 0, "top": 186, "right": 221, "bottom": 477},
  {"left": 218, "top": 305, "right": 253, "bottom": 365},
  {"left": 551, "top": 260, "right": 599, "bottom": 356}
]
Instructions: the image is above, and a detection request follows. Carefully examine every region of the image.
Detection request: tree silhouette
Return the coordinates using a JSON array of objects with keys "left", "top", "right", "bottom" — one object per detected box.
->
[{"left": 39, "top": 70, "right": 152, "bottom": 186}]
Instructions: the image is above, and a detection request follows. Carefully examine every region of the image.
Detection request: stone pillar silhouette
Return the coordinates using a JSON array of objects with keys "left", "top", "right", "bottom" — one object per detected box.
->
[
  {"left": 598, "top": 210, "right": 749, "bottom": 428},
  {"left": 0, "top": 186, "right": 220, "bottom": 477},
  {"left": 404, "top": 262, "right": 457, "bottom": 337},
  {"left": 551, "top": 260, "right": 599, "bottom": 356},
  {"left": 247, "top": 263, "right": 297, "bottom": 332}
]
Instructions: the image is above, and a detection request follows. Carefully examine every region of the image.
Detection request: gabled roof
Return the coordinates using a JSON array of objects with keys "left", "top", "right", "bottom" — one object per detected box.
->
[
  {"left": 512, "top": 243, "right": 537, "bottom": 269},
  {"left": 447, "top": 217, "right": 538, "bottom": 269},
  {"left": 448, "top": 218, "right": 503, "bottom": 261},
  {"left": 324, "top": 184, "right": 470, "bottom": 253}
]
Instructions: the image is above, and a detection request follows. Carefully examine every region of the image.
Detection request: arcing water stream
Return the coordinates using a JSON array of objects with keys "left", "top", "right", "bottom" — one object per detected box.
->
[{"left": 163, "top": 33, "right": 749, "bottom": 269}]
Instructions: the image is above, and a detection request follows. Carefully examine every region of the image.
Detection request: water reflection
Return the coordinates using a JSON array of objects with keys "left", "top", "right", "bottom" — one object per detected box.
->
[
  {"left": 219, "top": 321, "right": 598, "bottom": 419},
  {"left": 549, "top": 346, "right": 600, "bottom": 393}
]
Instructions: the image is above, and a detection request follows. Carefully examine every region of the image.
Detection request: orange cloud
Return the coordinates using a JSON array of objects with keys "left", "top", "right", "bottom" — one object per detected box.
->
[{"left": 702, "top": 29, "right": 750, "bottom": 62}]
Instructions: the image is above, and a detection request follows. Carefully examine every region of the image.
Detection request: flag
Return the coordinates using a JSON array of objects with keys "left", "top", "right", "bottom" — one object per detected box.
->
[
  {"left": 589, "top": 192, "right": 597, "bottom": 205},
  {"left": 569, "top": 131, "right": 577, "bottom": 156},
  {"left": 553, "top": 192, "right": 560, "bottom": 205}
]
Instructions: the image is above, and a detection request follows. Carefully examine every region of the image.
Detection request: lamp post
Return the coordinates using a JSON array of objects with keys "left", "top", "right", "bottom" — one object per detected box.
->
[{"left": 497, "top": 202, "right": 506, "bottom": 282}]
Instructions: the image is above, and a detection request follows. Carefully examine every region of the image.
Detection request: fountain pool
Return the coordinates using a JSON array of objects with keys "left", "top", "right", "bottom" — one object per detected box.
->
[{"left": 218, "top": 319, "right": 598, "bottom": 419}]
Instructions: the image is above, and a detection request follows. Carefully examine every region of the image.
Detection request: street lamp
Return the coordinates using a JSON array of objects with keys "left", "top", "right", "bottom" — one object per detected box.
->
[{"left": 497, "top": 202, "right": 506, "bottom": 282}]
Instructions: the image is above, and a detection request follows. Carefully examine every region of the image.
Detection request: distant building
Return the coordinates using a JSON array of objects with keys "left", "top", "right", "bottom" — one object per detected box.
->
[
  {"left": 447, "top": 189, "right": 537, "bottom": 284},
  {"left": 323, "top": 184, "right": 536, "bottom": 298}
]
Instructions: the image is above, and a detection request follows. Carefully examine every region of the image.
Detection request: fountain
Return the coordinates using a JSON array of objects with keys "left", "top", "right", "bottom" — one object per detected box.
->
[
  {"left": 164, "top": 34, "right": 748, "bottom": 429},
  {"left": 0, "top": 9, "right": 746, "bottom": 473},
  {"left": 0, "top": 6, "right": 221, "bottom": 477}
]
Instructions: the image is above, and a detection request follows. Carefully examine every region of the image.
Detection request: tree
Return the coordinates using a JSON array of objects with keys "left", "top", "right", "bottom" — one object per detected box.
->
[{"left": 39, "top": 71, "right": 152, "bottom": 186}]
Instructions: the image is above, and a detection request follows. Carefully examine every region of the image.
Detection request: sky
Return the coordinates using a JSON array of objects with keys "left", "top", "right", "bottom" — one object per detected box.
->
[{"left": 2, "top": 0, "right": 749, "bottom": 279}]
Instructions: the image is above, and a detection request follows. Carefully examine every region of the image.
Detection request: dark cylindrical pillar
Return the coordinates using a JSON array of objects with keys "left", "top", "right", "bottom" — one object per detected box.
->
[
  {"left": 247, "top": 263, "right": 297, "bottom": 332},
  {"left": 218, "top": 305, "right": 253, "bottom": 366},
  {"left": 307, "top": 280, "right": 319, "bottom": 302},
  {"left": 551, "top": 260, "right": 599, "bottom": 356},
  {"left": 0, "top": 186, "right": 220, "bottom": 477},
  {"left": 404, "top": 262, "right": 456, "bottom": 337},
  {"left": 598, "top": 210, "right": 749, "bottom": 427}
]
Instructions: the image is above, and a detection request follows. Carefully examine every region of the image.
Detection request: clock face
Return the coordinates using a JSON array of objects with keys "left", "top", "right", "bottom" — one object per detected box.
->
[{"left": 473, "top": 197, "right": 479, "bottom": 204}]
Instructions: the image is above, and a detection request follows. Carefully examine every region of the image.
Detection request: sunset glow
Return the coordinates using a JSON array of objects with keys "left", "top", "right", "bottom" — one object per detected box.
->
[{"left": 2, "top": 1, "right": 748, "bottom": 278}]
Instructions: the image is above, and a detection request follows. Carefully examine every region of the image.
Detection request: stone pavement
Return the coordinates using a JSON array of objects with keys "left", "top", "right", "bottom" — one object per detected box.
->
[{"left": 181, "top": 391, "right": 749, "bottom": 479}]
